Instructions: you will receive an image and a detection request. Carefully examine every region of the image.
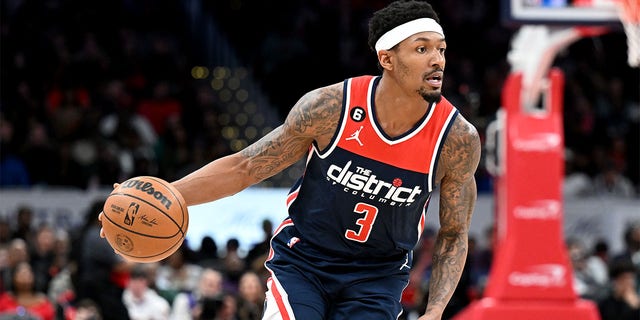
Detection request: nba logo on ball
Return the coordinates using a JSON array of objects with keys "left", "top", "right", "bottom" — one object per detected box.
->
[
  {"left": 101, "top": 176, "right": 189, "bottom": 263},
  {"left": 124, "top": 202, "right": 139, "bottom": 226}
]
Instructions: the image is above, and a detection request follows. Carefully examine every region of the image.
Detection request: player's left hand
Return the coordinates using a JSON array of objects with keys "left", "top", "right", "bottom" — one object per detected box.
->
[
  {"left": 98, "top": 182, "right": 121, "bottom": 239},
  {"left": 98, "top": 212, "right": 105, "bottom": 238},
  {"left": 98, "top": 211, "right": 120, "bottom": 255}
]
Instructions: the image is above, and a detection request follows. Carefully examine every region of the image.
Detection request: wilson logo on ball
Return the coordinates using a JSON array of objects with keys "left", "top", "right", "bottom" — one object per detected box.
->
[{"left": 120, "top": 179, "right": 174, "bottom": 210}]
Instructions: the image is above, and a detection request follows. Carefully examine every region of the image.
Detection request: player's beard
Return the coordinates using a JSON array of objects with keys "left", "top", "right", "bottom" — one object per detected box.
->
[{"left": 419, "top": 87, "right": 442, "bottom": 104}]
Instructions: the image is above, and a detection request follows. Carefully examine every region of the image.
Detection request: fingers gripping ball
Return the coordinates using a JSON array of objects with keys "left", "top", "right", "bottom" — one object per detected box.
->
[{"left": 102, "top": 176, "right": 189, "bottom": 263}]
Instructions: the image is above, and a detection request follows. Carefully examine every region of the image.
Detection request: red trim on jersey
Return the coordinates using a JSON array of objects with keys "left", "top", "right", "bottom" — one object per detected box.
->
[
  {"left": 286, "top": 190, "right": 299, "bottom": 208},
  {"left": 267, "top": 247, "right": 275, "bottom": 261},
  {"left": 417, "top": 195, "right": 431, "bottom": 239},
  {"left": 266, "top": 219, "right": 294, "bottom": 262},
  {"left": 274, "top": 218, "right": 293, "bottom": 233},
  {"left": 418, "top": 212, "right": 426, "bottom": 238},
  {"left": 336, "top": 76, "right": 456, "bottom": 173}
]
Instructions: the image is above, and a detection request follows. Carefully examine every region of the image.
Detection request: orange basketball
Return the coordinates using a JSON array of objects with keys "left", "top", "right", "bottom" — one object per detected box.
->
[{"left": 101, "top": 176, "right": 189, "bottom": 263}]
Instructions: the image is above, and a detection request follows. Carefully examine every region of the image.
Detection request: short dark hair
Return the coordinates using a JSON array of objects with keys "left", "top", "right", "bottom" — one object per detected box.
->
[
  {"left": 608, "top": 260, "right": 636, "bottom": 279},
  {"left": 367, "top": 0, "right": 440, "bottom": 53},
  {"left": 130, "top": 264, "right": 148, "bottom": 279},
  {"left": 623, "top": 223, "right": 640, "bottom": 245}
]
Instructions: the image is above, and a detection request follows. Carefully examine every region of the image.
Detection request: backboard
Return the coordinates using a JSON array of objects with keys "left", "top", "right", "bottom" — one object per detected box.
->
[{"left": 502, "top": 0, "right": 622, "bottom": 26}]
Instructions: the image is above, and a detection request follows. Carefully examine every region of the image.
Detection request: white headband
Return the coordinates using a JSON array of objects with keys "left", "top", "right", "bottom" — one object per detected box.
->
[{"left": 374, "top": 18, "right": 445, "bottom": 53}]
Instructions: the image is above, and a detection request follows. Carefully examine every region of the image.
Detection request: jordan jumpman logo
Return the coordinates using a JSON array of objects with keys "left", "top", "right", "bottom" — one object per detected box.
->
[{"left": 346, "top": 126, "right": 364, "bottom": 146}]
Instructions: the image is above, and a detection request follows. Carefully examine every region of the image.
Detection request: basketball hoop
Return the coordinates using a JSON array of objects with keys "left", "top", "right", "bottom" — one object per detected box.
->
[
  {"left": 615, "top": 0, "right": 640, "bottom": 67},
  {"left": 507, "top": 25, "right": 609, "bottom": 109}
]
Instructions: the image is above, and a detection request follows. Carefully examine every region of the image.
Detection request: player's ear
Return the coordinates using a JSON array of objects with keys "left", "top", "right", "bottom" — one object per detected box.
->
[{"left": 377, "top": 50, "right": 393, "bottom": 71}]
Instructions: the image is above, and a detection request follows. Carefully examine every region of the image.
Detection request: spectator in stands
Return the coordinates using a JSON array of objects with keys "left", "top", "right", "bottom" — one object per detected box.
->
[
  {"left": 136, "top": 80, "right": 183, "bottom": 136},
  {"left": 29, "top": 225, "right": 57, "bottom": 293},
  {"left": 122, "top": 264, "right": 171, "bottom": 320},
  {"left": 598, "top": 260, "right": 640, "bottom": 320},
  {"left": 235, "top": 271, "right": 265, "bottom": 320},
  {"left": 592, "top": 161, "right": 636, "bottom": 198},
  {"left": 98, "top": 80, "right": 158, "bottom": 179},
  {"left": 0, "top": 218, "right": 11, "bottom": 245},
  {"left": 472, "top": 224, "right": 496, "bottom": 297},
  {"left": 75, "top": 199, "right": 132, "bottom": 320},
  {"left": 244, "top": 219, "right": 273, "bottom": 281},
  {"left": 611, "top": 223, "right": 640, "bottom": 289},
  {"left": 220, "top": 238, "right": 245, "bottom": 290},
  {"left": 592, "top": 239, "right": 610, "bottom": 265},
  {"left": 170, "top": 268, "right": 225, "bottom": 320},
  {"left": 156, "top": 114, "right": 193, "bottom": 183},
  {"left": 47, "top": 257, "right": 76, "bottom": 320},
  {"left": 72, "top": 298, "right": 103, "bottom": 320},
  {"left": 584, "top": 239, "right": 611, "bottom": 293},
  {"left": 1, "top": 238, "right": 30, "bottom": 291},
  {"left": 0, "top": 262, "right": 56, "bottom": 320},
  {"left": 155, "top": 244, "right": 203, "bottom": 304},
  {"left": 567, "top": 237, "right": 609, "bottom": 301},
  {"left": 19, "top": 121, "right": 57, "bottom": 186},
  {"left": 195, "top": 236, "right": 220, "bottom": 269},
  {"left": 212, "top": 294, "right": 238, "bottom": 320},
  {"left": 0, "top": 114, "right": 30, "bottom": 188},
  {"left": 564, "top": 150, "right": 594, "bottom": 197},
  {"left": 11, "top": 206, "right": 35, "bottom": 243}
]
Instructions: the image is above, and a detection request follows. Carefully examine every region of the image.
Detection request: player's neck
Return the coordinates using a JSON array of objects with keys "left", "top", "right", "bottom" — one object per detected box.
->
[{"left": 374, "top": 77, "right": 429, "bottom": 137}]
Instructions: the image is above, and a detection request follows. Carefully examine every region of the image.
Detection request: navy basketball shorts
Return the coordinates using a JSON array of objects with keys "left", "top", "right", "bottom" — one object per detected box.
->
[{"left": 262, "top": 221, "right": 412, "bottom": 320}]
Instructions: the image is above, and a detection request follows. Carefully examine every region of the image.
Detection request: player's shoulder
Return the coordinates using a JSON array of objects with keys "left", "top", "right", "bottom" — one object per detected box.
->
[
  {"left": 437, "top": 96, "right": 481, "bottom": 169},
  {"left": 282, "top": 80, "right": 345, "bottom": 140},
  {"left": 438, "top": 109, "right": 481, "bottom": 177},
  {"left": 448, "top": 113, "right": 480, "bottom": 148},
  {"left": 431, "top": 108, "right": 481, "bottom": 183},
  {"left": 297, "top": 82, "right": 344, "bottom": 109},
  {"left": 286, "top": 75, "right": 375, "bottom": 135}
]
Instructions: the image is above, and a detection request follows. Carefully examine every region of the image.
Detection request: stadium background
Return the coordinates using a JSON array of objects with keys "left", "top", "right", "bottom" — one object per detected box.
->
[{"left": 1, "top": 1, "right": 639, "bottom": 320}]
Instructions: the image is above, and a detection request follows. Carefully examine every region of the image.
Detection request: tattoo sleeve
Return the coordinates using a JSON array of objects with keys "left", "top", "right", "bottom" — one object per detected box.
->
[
  {"left": 173, "top": 84, "right": 342, "bottom": 206},
  {"left": 240, "top": 84, "right": 343, "bottom": 180},
  {"left": 425, "top": 116, "right": 481, "bottom": 316}
]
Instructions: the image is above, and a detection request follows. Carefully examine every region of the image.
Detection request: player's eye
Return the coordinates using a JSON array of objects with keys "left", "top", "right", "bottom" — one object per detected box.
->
[
  {"left": 439, "top": 48, "right": 446, "bottom": 54},
  {"left": 417, "top": 46, "right": 427, "bottom": 54}
]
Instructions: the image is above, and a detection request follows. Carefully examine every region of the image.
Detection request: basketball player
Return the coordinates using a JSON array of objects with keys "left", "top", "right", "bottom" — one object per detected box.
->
[{"left": 101, "top": 1, "right": 480, "bottom": 319}]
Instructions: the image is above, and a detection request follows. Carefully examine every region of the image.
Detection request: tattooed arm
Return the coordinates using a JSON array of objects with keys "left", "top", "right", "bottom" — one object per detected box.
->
[
  {"left": 419, "top": 114, "right": 481, "bottom": 320},
  {"left": 172, "top": 83, "right": 343, "bottom": 206}
]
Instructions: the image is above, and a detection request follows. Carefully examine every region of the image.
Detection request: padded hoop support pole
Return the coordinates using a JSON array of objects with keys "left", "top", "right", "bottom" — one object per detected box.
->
[{"left": 453, "top": 69, "right": 600, "bottom": 320}]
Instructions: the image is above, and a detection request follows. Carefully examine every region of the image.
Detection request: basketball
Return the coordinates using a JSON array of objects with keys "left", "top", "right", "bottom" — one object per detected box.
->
[{"left": 101, "top": 176, "right": 189, "bottom": 263}]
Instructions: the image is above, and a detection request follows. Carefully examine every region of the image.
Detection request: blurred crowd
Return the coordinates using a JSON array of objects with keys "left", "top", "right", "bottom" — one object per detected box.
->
[
  {"left": 0, "top": 202, "right": 638, "bottom": 320},
  {"left": 1, "top": 0, "right": 638, "bottom": 195},
  {"left": 0, "top": 200, "right": 270, "bottom": 320},
  {"left": 1, "top": 0, "right": 231, "bottom": 190}
]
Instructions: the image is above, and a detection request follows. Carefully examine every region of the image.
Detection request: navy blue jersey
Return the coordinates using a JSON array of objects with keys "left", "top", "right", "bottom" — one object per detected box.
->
[{"left": 286, "top": 75, "right": 459, "bottom": 258}]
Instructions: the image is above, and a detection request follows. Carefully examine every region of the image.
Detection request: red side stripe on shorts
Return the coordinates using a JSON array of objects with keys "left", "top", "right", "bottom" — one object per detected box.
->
[{"left": 270, "top": 277, "right": 292, "bottom": 320}]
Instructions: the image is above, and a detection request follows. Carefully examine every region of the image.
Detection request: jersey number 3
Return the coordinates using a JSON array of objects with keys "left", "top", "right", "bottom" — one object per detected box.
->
[{"left": 345, "top": 202, "right": 379, "bottom": 243}]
